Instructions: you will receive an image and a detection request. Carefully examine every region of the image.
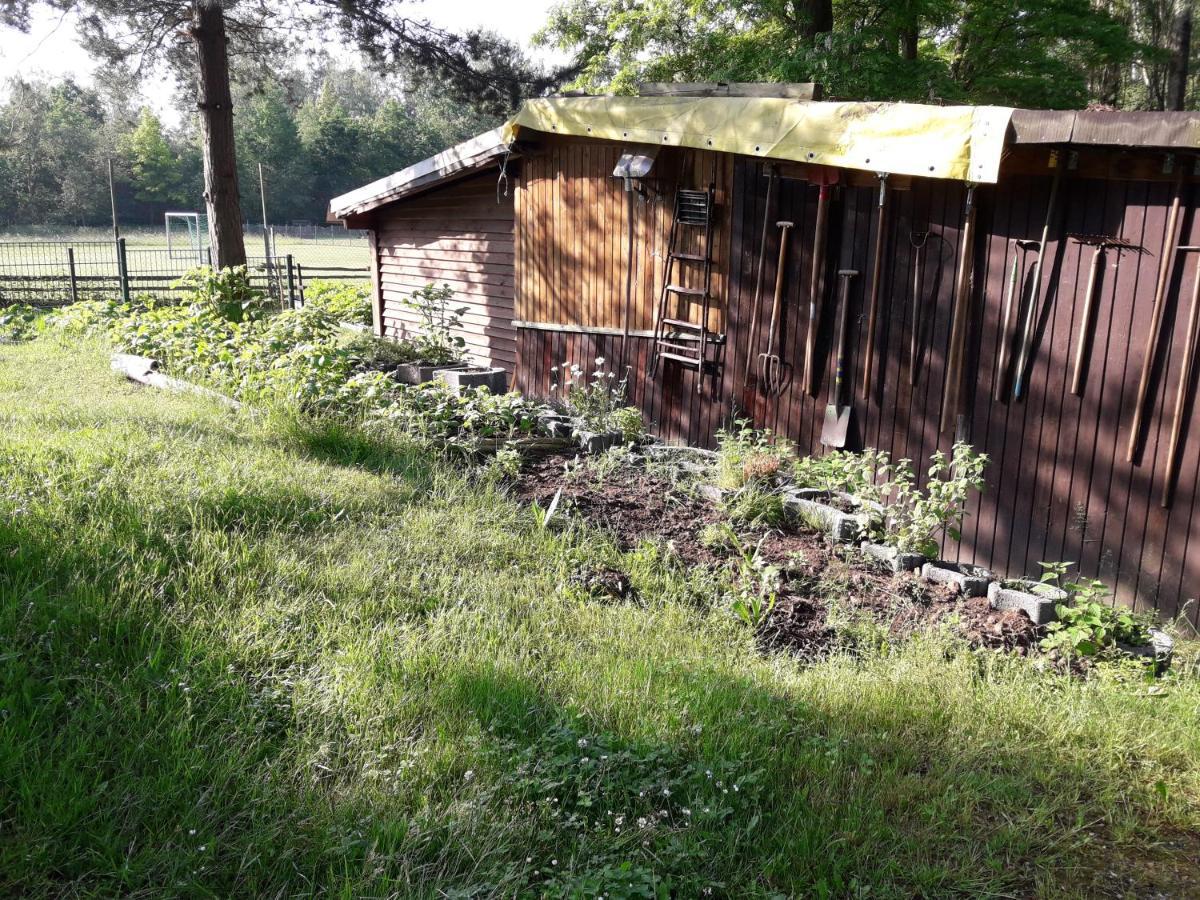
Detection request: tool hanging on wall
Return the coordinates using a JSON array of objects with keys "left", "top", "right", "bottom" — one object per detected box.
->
[
  {"left": 821, "top": 269, "right": 859, "bottom": 447},
  {"left": 861, "top": 173, "right": 890, "bottom": 400},
  {"left": 994, "top": 239, "right": 1041, "bottom": 402},
  {"left": 908, "top": 229, "right": 928, "bottom": 386},
  {"left": 1162, "top": 245, "right": 1200, "bottom": 507},
  {"left": 941, "top": 184, "right": 978, "bottom": 431},
  {"left": 741, "top": 165, "right": 778, "bottom": 396},
  {"left": 1068, "top": 234, "right": 1140, "bottom": 397},
  {"left": 1012, "top": 160, "right": 1065, "bottom": 401},
  {"left": 757, "top": 220, "right": 794, "bottom": 395},
  {"left": 804, "top": 167, "right": 840, "bottom": 395},
  {"left": 1129, "top": 167, "right": 1188, "bottom": 463}
]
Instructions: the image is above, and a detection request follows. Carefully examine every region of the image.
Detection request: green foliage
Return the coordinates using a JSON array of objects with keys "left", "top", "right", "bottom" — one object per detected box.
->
[
  {"left": 173, "top": 265, "right": 265, "bottom": 323},
  {"left": 723, "top": 483, "right": 787, "bottom": 528},
  {"left": 537, "top": 0, "right": 1147, "bottom": 109},
  {"left": 720, "top": 525, "right": 781, "bottom": 628},
  {"left": 793, "top": 448, "right": 891, "bottom": 503},
  {"left": 551, "top": 357, "right": 643, "bottom": 437},
  {"left": 0, "top": 304, "right": 42, "bottom": 341},
  {"left": 1037, "top": 564, "right": 1155, "bottom": 658},
  {"left": 874, "top": 443, "right": 988, "bottom": 556},
  {"left": 713, "top": 422, "right": 793, "bottom": 491},
  {"left": 400, "top": 283, "right": 469, "bottom": 365},
  {"left": 303, "top": 279, "right": 372, "bottom": 326},
  {"left": 122, "top": 108, "right": 181, "bottom": 204}
]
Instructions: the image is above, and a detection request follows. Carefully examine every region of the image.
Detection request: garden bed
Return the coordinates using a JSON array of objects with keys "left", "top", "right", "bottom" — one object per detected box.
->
[{"left": 513, "top": 452, "right": 1039, "bottom": 658}]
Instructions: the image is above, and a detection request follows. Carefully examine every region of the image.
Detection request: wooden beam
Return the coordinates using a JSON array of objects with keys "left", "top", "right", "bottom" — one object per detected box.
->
[{"left": 636, "top": 82, "right": 822, "bottom": 100}]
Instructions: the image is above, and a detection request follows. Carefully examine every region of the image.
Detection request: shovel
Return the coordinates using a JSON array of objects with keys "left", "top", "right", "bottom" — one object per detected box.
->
[{"left": 821, "top": 269, "right": 859, "bottom": 447}]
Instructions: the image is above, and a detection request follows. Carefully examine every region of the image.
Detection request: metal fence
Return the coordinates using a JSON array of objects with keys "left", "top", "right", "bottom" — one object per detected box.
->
[{"left": 0, "top": 237, "right": 370, "bottom": 308}]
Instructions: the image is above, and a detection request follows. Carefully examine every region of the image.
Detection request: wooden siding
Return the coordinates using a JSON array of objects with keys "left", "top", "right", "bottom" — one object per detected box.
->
[
  {"left": 374, "top": 172, "right": 517, "bottom": 369},
  {"left": 516, "top": 135, "right": 733, "bottom": 335},
  {"left": 515, "top": 151, "right": 1200, "bottom": 624}
]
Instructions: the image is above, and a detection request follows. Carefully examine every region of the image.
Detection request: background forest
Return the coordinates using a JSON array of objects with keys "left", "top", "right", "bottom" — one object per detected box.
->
[{"left": 1, "top": 0, "right": 1197, "bottom": 229}]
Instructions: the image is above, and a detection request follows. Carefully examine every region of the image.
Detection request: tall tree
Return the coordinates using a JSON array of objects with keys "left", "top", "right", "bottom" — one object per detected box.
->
[
  {"left": 2, "top": 0, "right": 565, "bottom": 266},
  {"left": 124, "top": 109, "right": 180, "bottom": 203}
]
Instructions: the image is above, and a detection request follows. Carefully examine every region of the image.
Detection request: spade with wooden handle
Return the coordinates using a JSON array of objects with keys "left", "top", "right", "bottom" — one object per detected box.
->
[
  {"left": 804, "top": 167, "right": 840, "bottom": 395},
  {"left": 1162, "top": 246, "right": 1200, "bottom": 507},
  {"left": 821, "top": 269, "right": 859, "bottom": 447}
]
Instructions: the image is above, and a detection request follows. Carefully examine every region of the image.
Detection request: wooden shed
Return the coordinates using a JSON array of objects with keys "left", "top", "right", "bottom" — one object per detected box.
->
[
  {"left": 332, "top": 92, "right": 1200, "bottom": 624},
  {"left": 330, "top": 128, "right": 518, "bottom": 371}
]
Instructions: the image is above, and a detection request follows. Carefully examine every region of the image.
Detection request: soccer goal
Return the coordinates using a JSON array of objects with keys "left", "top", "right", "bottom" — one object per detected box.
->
[{"left": 165, "top": 212, "right": 209, "bottom": 265}]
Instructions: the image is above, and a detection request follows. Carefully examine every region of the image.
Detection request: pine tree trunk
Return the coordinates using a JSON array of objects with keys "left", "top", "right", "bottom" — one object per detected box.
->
[
  {"left": 191, "top": 0, "right": 245, "bottom": 269},
  {"left": 1167, "top": 7, "right": 1192, "bottom": 112},
  {"left": 791, "top": 0, "right": 833, "bottom": 39}
]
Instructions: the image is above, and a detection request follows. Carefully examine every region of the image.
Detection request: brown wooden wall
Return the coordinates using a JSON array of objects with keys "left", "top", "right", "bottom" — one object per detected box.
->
[
  {"left": 514, "top": 145, "right": 1200, "bottom": 624},
  {"left": 515, "top": 135, "right": 733, "bottom": 334},
  {"left": 373, "top": 172, "right": 516, "bottom": 370}
]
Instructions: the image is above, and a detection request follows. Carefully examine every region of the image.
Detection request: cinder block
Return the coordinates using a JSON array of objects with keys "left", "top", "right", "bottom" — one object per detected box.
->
[{"left": 987, "top": 580, "right": 1065, "bottom": 625}]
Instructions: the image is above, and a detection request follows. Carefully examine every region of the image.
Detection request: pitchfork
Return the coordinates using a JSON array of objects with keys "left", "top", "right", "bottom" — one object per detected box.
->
[{"left": 757, "top": 220, "right": 794, "bottom": 395}]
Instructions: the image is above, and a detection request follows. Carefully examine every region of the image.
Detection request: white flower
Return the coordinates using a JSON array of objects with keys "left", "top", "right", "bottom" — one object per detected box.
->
[
  {"left": 577, "top": 738, "right": 588, "bottom": 748},
  {"left": 463, "top": 769, "right": 475, "bottom": 782},
  {"left": 595, "top": 356, "right": 605, "bottom": 365},
  {"left": 662, "top": 788, "right": 671, "bottom": 797}
]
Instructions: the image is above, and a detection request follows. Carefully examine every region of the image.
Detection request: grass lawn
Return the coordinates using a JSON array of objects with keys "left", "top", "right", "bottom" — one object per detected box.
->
[{"left": 2, "top": 338, "right": 1200, "bottom": 898}]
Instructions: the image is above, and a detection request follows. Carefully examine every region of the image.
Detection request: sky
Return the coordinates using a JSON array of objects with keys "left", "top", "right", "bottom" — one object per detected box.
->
[{"left": 0, "top": 0, "right": 563, "bottom": 125}]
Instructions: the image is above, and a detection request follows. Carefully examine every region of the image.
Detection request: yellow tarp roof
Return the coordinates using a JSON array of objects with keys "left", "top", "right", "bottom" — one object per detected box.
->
[{"left": 503, "top": 96, "right": 1014, "bottom": 183}]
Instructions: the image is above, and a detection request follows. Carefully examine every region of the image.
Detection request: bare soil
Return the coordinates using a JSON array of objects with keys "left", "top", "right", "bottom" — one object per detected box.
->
[{"left": 514, "top": 452, "right": 1039, "bottom": 658}]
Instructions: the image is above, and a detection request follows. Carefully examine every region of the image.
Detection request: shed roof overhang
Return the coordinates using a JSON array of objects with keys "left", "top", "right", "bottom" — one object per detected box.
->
[
  {"left": 327, "top": 125, "right": 513, "bottom": 222},
  {"left": 502, "top": 96, "right": 1014, "bottom": 183}
]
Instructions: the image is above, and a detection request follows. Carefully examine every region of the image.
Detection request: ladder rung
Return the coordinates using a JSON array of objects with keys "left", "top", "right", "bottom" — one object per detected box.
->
[
  {"left": 671, "top": 252, "right": 708, "bottom": 262},
  {"left": 661, "top": 317, "right": 704, "bottom": 330},
  {"left": 656, "top": 350, "right": 703, "bottom": 368},
  {"left": 665, "top": 284, "right": 707, "bottom": 297}
]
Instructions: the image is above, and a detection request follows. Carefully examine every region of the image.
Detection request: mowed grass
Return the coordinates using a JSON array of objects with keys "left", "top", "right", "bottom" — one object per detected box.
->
[{"left": 2, "top": 339, "right": 1200, "bottom": 898}]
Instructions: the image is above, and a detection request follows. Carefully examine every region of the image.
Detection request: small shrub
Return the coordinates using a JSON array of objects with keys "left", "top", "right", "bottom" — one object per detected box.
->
[
  {"left": 1038, "top": 564, "right": 1155, "bottom": 658},
  {"left": 720, "top": 526, "right": 781, "bottom": 629},
  {"left": 876, "top": 442, "right": 988, "bottom": 556},
  {"left": 793, "top": 448, "right": 891, "bottom": 502},
  {"left": 551, "top": 357, "right": 641, "bottom": 437},
  {"left": 0, "top": 304, "right": 42, "bottom": 341},
  {"left": 304, "top": 279, "right": 372, "bottom": 326},
  {"left": 173, "top": 265, "right": 264, "bottom": 322},
  {"left": 400, "top": 283, "right": 468, "bottom": 365},
  {"left": 714, "top": 422, "right": 793, "bottom": 490}
]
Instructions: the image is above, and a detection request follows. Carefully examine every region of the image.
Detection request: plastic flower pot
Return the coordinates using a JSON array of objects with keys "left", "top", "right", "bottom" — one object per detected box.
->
[
  {"left": 987, "top": 578, "right": 1067, "bottom": 625},
  {"left": 436, "top": 366, "right": 508, "bottom": 395},
  {"left": 920, "top": 560, "right": 995, "bottom": 597}
]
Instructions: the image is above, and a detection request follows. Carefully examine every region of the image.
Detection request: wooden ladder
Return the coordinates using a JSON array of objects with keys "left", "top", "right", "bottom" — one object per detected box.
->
[{"left": 651, "top": 178, "right": 716, "bottom": 383}]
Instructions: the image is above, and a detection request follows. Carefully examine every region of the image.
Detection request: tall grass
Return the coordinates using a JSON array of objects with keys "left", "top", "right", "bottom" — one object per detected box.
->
[{"left": 1, "top": 339, "right": 1198, "bottom": 897}]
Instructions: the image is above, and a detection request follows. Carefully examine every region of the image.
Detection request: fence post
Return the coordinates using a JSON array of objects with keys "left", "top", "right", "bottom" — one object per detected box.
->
[
  {"left": 116, "top": 237, "right": 130, "bottom": 303},
  {"left": 296, "top": 262, "right": 305, "bottom": 306},
  {"left": 66, "top": 247, "right": 79, "bottom": 304},
  {"left": 286, "top": 254, "right": 296, "bottom": 309}
]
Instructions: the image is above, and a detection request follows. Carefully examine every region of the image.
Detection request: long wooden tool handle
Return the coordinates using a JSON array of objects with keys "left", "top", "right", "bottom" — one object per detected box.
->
[
  {"left": 994, "top": 249, "right": 1021, "bottom": 402},
  {"left": 742, "top": 167, "right": 777, "bottom": 389},
  {"left": 910, "top": 243, "right": 924, "bottom": 386},
  {"left": 805, "top": 184, "right": 831, "bottom": 395},
  {"left": 766, "top": 223, "right": 792, "bottom": 353},
  {"left": 861, "top": 174, "right": 889, "bottom": 400},
  {"left": 1070, "top": 244, "right": 1105, "bottom": 397},
  {"left": 942, "top": 186, "right": 977, "bottom": 429},
  {"left": 1162, "top": 254, "right": 1200, "bottom": 507},
  {"left": 1130, "top": 169, "right": 1186, "bottom": 462},
  {"left": 834, "top": 272, "right": 856, "bottom": 404},
  {"left": 1013, "top": 163, "right": 1063, "bottom": 400}
]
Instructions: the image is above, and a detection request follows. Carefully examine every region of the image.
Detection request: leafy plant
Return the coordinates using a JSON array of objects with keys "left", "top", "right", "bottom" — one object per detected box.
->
[
  {"left": 0, "top": 304, "right": 42, "bottom": 341},
  {"left": 304, "top": 279, "right": 372, "bottom": 326},
  {"left": 173, "top": 265, "right": 265, "bottom": 323},
  {"left": 399, "top": 283, "right": 468, "bottom": 365},
  {"left": 875, "top": 443, "right": 988, "bottom": 557},
  {"left": 793, "top": 448, "right": 891, "bottom": 503},
  {"left": 713, "top": 422, "right": 793, "bottom": 490},
  {"left": 551, "top": 357, "right": 641, "bottom": 437},
  {"left": 721, "top": 525, "right": 781, "bottom": 629},
  {"left": 1037, "top": 563, "right": 1154, "bottom": 658}
]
